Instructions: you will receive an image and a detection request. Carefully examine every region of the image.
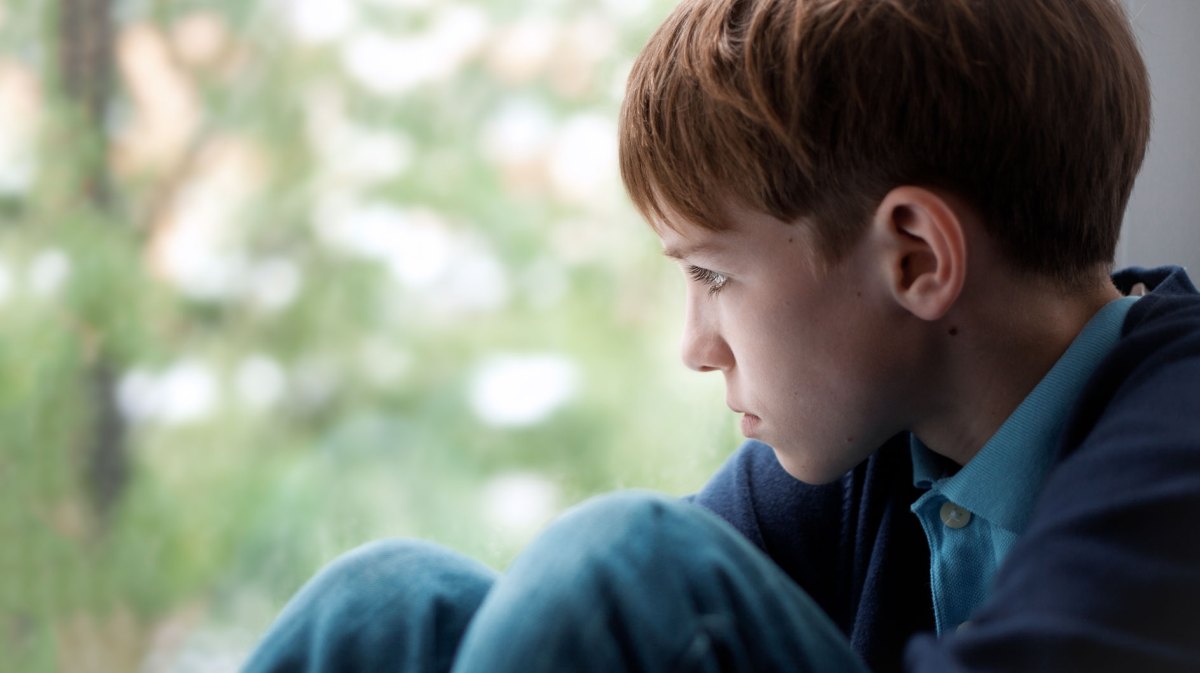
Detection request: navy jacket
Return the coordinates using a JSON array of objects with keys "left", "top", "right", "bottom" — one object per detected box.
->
[{"left": 691, "top": 266, "right": 1200, "bottom": 673}]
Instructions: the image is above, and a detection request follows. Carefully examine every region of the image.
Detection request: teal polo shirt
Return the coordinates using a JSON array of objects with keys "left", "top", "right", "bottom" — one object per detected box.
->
[{"left": 909, "top": 295, "right": 1140, "bottom": 634}]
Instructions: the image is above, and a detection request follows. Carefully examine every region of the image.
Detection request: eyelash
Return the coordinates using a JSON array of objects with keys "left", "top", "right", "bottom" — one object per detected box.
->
[{"left": 688, "top": 265, "right": 728, "bottom": 295}]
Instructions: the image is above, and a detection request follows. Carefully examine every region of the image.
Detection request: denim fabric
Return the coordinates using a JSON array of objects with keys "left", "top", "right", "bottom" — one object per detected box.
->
[
  {"left": 242, "top": 491, "right": 869, "bottom": 673},
  {"left": 240, "top": 538, "right": 498, "bottom": 673}
]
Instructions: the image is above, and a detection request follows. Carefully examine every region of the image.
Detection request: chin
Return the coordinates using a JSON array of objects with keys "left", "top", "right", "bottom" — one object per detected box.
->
[{"left": 771, "top": 445, "right": 857, "bottom": 485}]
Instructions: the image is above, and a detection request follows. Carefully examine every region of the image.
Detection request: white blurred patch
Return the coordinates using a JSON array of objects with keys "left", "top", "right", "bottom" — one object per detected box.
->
[
  {"left": 293, "top": 356, "right": 341, "bottom": 413},
  {"left": 149, "top": 138, "right": 267, "bottom": 301},
  {"left": 286, "top": 0, "right": 356, "bottom": 45},
  {"left": 522, "top": 258, "right": 568, "bottom": 309},
  {"left": 486, "top": 17, "right": 557, "bottom": 84},
  {"left": 383, "top": 210, "right": 455, "bottom": 288},
  {"left": 318, "top": 200, "right": 511, "bottom": 316},
  {"left": 0, "top": 61, "right": 39, "bottom": 195},
  {"left": 142, "top": 620, "right": 252, "bottom": 673},
  {"left": 481, "top": 97, "right": 554, "bottom": 166},
  {"left": 432, "top": 238, "right": 509, "bottom": 315},
  {"left": 609, "top": 58, "right": 633, "bottom": 103},
  {"left": 28, "top": 249, "right": 71, "bottom": 298},
  {"left": 0, "top": 256, "right": 13, "bottom": 305},
  {"left": 117, "top": 368, "right": 157, "bottom": 423},
  {"left": 358, "top": 337, "right": 411, "bottom": 387},
  {"left": 600, "top": 0, "right": 650, "bottom": 20},
  {"left": 161, "top": 242, "right": 247, "bottom": 301},
  {"left": 327, "top": 203, "right": 453, "bottom": 287},
  {"left": 548, "top": 113, "right": 617, "bottom": 203},
  {"left": 547, "top": 14, "right": 616, "bottom": 99},
  {"left": 341, "top": 5, "right": 488, "bottom": 95},
  {"left": 155, "top": 360, "right": 220, "bottom": 425},
  {"left": 480, "top": 471, "right": 560, "bottom": 538},
  {"left": 117, "top": 360, "right": 219, "bottom": 425},
  {"left": 365, "top": 0, "right": 434, "bottom": 8},
  {"left": 548, "top": 217, "right": 614, "bottom": 265},
  {"left": 235, "top": 355, "right": 287, "bottom": 411},
  {"left": 305, "top": 86, "right": 415, "bottom": 186},
  {"left": 469, "top": 354, "right": 578, "bottom": 427},
  {"left": 337, "top": 127, "right": 413, "bottom": 182},
  {"left": 245, "top": 257, "right": 302, "bottom": 313}
]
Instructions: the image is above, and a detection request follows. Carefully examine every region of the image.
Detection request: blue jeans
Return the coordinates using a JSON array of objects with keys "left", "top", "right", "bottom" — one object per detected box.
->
[{"left": 241, "top": 491, "right": 869, "bottom": 673}]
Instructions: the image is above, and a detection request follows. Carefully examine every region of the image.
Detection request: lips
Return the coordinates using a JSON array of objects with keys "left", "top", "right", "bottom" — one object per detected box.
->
[
  {"left": 728, "top": 401, "right": 761, "bottom": 437},
  {"left": 740, "top": 412, "right": 762, "bottom": 437}
]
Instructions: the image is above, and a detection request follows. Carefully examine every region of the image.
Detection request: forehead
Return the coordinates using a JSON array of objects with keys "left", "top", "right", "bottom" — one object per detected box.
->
[
  {"left": 655, "top": 201, "right": 805, "bottom": 257},
  {"left": 653, "top": 197, "right": 744, "bottom": 249},
  {"left": 659, "top": 230, "right": 726, "bottom": 261},
  {"left": 656, "top": 218, "right": 737, "bottom": 262}
]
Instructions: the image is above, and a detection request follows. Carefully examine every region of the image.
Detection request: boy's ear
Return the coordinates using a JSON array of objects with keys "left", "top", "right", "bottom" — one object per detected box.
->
[{"left": 871, "top": 186, "right": 967, "bottom": 322}]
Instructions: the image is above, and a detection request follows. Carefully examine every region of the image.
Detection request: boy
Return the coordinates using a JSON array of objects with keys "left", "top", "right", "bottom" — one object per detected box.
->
[{"left": 242, "top": 0, "right": 1200, "bottom": 671}]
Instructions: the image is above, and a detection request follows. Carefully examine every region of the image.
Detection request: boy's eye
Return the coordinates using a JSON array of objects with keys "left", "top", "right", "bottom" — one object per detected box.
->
[{"left": 687, "top": 265, "right": 728, "bottom": 294}]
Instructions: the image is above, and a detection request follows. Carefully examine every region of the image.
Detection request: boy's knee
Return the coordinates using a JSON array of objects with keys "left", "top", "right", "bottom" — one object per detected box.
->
[
  {"left": 326, "top": 538, "right": 452, "bottom": 574},
  {"left": 286, "top": 539, "right": 496, "bottom": 622},
  {"left": 314, "top": 539, "right": 446, "bottom": 590},
  {"left": 551, "top": 490, "right": 694, "bottom": 545},
  {"left": 247, "top": 540, "right": 497, "bottom": 672},
  {"left": 511, "top": 490, "right": 725, "bottom": 581},
  {"left": 462, "top": 491, "right": 784, "bottom": 661}
]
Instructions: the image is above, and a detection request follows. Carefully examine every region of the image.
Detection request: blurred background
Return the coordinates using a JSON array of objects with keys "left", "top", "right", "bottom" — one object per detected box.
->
[
  {"left": 0, "top": 0, "right": 737, "bottom": 670},
  {"left": 0, "top": 0, "right": 1195, "bottom": 671}
]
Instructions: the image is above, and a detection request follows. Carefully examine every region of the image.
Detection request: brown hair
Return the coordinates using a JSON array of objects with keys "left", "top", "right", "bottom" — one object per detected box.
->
[{"left": 619, "top": 0, "right": 1151, "bottom": 286}]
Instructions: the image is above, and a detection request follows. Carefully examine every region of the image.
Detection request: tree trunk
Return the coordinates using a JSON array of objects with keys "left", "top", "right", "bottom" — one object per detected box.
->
[
  {"left": 57, "top": 0, "right": 129, "bottom": 527},
  {"left": 57, "top": 0, "right": 114, "bottom": 205}
]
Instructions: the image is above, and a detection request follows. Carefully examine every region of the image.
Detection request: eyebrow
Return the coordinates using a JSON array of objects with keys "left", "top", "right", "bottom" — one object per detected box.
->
[{"left": 661, "top": 241, "right": 721, "bottom": 260}]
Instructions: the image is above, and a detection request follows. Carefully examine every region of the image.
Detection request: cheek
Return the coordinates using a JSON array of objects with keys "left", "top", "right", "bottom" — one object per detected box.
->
[
  {"left": 752, "top": 297, "right": 852, "bottom": 378},
  {"left": 746, "top": 323, "right": 843, "bottom": 414},
  {"left": 736, "top": 310, "right": 816, "bottom": 382},
  {"left": 758, "top": 300, "right": 893, "bottom": 426}
]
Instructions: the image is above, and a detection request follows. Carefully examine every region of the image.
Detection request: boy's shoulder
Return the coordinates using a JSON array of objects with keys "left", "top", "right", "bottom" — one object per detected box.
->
[
  {"left": 1112, "top": 264, "right": 1199, "bottom": 304},
  {"left": 1059, "top": 264, "right": 1200, "bottom": 457},
  {"left": 929, "top": 264, "right": 1200, "bottom": 672}
]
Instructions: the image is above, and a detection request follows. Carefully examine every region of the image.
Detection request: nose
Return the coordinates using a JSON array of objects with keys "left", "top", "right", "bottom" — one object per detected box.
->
[{"left": 680, "top": 293, "right": 734, "bottom": 373}]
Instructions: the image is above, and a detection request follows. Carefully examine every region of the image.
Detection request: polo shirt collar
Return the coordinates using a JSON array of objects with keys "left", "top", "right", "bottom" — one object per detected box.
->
[{"left": 910, "top": 295, "right": 1139, "bottom": 534}]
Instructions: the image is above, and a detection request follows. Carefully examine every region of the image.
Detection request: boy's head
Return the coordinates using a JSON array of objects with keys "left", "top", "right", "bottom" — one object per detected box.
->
[
  {"left": 619, "top": 0, "right": 1152, "bottom": 482},
  {"left": 619, "top": 0, "right": 1150, "bottom": 289}
]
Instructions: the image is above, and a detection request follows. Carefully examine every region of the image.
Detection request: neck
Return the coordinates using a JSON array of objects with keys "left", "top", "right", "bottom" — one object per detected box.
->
[{"left": 912, "top": 271, "right": 1122, "bottom": 466}]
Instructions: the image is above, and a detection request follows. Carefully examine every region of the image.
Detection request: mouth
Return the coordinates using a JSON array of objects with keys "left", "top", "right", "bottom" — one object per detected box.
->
[
  {"left": 739, "top": 412, "right": 762, "bottom": 437},
  {"left": 727, "top": 401, "right": 761, "bottom": 437}
]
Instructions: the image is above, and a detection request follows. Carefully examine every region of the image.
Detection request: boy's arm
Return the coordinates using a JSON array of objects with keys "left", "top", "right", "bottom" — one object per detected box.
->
[{"left": 907, "top": 295, "right": 1200, "bottom": 672}]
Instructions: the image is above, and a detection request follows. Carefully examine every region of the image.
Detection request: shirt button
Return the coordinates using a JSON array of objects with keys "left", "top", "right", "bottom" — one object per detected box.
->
[{"left": 940, "top": 501, "right": 972, "bottom": 529}]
